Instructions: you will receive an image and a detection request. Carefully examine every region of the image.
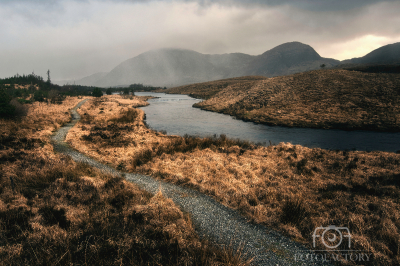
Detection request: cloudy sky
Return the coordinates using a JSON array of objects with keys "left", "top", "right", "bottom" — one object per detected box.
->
[{"left": 1, "top": 0, "right": 400, "bottom": 81}]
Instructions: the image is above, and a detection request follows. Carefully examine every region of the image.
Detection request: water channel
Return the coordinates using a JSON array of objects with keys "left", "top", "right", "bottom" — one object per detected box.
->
[{"left": 136, "top": 92, "right": 400, "bottom": 152}]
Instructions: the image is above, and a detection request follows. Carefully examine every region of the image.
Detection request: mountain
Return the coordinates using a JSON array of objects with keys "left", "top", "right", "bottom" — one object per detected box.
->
[
  {"left": 241, "top": 42, "right": 339, "bottom": 77},
  {"left": 344, "top": 42, "right": 400, "bottom": 64},
  {"left": 75, "top": 72, "right": 108, "bottom": 86},
  {"left": 94, "top": 49, "right": 233, "bottom": 87},
  {"left": 92, "top": 49, "right": 257, "bottom": 87},
  {"left": 74, "top": 42, "right": 339, "bottom": 87},
  {"left": 73, "top": 41, "right": 400, "bottom": 87},
  {"left": 54, "top": 72, "right": 107, "bottom": 86}
]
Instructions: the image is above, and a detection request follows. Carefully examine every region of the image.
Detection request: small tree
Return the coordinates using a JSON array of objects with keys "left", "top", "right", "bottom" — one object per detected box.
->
[
  {"left": 92, "top": 87, "right": 103, "bottom": 97},
  {"left": 320, "top": 64, "right": 326, "bottom": 69},
  {"left": 47, "top": 69, "right": 51, "bottom": 84},
  {"left": 106, "top": 88, "right": 112, "bottom": 95}
]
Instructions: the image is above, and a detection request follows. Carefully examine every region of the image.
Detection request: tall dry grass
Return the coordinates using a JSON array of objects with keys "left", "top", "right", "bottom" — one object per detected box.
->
[
  {"left": 141, "top": 144, "right": 400, "bottom": 265},
  {"left": 1, "top": 158, "right": 250, "bottom": 265},
  {"left": 1, "top": 95, "right": 251, "bottom": 265},
  {"left": 67, "top": 95, "right": 400, "bottom": 265}
]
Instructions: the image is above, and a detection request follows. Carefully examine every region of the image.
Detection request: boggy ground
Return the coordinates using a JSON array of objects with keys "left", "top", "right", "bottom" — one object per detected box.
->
[
  {"left": 166, "top": 69, "right": 400, "bottom": 132},
  {"left": 68, "top": 95, "right": 400, "bottom": 266},
  {"left": 0, "top": 95, "right": 250, "bottom": 265}
]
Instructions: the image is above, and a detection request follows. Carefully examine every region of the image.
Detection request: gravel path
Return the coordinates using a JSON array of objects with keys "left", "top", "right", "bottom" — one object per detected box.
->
[{"left": 51, "top": 99, "right": 333, "bottom": 266}]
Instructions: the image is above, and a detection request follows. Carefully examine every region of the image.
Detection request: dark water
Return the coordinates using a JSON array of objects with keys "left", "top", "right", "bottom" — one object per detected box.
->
[{"left": 136, "top": 92, "right": 400, "bottom": 152}]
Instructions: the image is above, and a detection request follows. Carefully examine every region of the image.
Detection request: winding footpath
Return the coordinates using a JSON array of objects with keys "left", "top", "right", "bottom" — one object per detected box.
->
[{"left": 51, "top": 99, "right": 332, "bottom": 266}]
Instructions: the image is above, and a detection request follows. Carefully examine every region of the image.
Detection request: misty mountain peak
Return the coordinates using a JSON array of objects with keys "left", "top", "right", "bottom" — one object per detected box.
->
[
  {"left": 261, "top": 41, "right": 321, "bottom": 60},
  {"left": 69, "top": 41, "right": 400, "bottom": 87},
  {"left": 243, "top": 41, "right": 330, "bottom": 77}
]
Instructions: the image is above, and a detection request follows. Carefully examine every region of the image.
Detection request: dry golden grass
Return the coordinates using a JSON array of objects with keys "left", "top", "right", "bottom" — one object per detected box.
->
[
  {"left": 67, "top": 95, "right": 400, "bottom": 265},
  {"left": 165, "top": 76, "right": 267, "bottom": 99},
  {"left": 168, "top": 69, "right": 400, "bottom": 131},
  {"left": 1, "top": 95, "right": 251, "bottom": 265}
]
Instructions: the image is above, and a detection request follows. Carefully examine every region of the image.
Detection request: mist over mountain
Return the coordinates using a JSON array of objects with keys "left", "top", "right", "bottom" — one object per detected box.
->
[
  {"left": 90, "top": 49, "right": 258, "bottom": 87},
  {"left": 66, "top": 41, "right": 400, "bottom": 87},
  {"left": 55, "top": 72, "right": 107, "bottom": 86},
  {"left": 93, "top": 49, "right": 244, "bottom": 87}
]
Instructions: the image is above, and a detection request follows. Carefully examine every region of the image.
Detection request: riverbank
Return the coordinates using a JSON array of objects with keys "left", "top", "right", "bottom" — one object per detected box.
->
[
  {"left": 0, "top": 96, "right": 248, "bottom": 265},
  {"left": 165, "top": 69, "right": 400, "bottom": 132},
  {"left": 68, "top": 95, "right": 400, "bottom": 266}
]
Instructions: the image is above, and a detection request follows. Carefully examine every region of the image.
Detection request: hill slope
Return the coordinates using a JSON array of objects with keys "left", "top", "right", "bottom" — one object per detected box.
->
[
  {"left": 241, "top": 42, "right": 339, "bottom": 77},
  {"left": 164, "top": 76, "right": 268, "bottom": 99},
  {"left": 168, "top": 69, "right": 400, "bottom": 131},
  {"left": 345, "top": 42, "right": 400, "bottom": 64}
]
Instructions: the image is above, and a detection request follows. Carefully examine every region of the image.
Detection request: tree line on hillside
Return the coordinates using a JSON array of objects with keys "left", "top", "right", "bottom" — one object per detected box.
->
[
  {"left": 101, "top": 83, "right": 165, "bottom": 96},
  {"left": 0, "top": 73, "right": 105, "bottom": 118},
  {"left": 1, "top": 73, "right": 167, "bottom": 118}
]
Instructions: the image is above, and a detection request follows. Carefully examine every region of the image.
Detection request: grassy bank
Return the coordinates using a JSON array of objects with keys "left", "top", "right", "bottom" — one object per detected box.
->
[
  {"left": 68, "top": 95, "right": 400, "bottom": 265},
  {"left": 0, "top": 95, "right": 250, "bottom": 265},
  {"left": 165, "top": 69, "right": 400, "bottom": 132}
]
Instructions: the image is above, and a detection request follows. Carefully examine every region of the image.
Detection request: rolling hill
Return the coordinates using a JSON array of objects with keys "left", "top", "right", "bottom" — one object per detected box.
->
[{"left": 166, "top": 69, "right": 400, "bottom": 131}]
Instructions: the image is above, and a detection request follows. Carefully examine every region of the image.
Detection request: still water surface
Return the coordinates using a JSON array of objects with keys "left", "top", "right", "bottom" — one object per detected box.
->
[{"left": 136, "top": 92, "right": 400, "bottom": 152}]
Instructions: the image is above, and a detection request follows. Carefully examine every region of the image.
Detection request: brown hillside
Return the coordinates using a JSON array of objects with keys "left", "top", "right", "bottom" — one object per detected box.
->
[
  {"left": 180, "top": 69, "right": 400, "bottom": 131},
  {"left": 164, "top": 76, "right": 267, "bottom": 99}
]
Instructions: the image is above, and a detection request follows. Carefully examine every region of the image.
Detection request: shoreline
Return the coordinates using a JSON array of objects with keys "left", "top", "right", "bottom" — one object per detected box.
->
[
  {"left": 163, "top": 69, "right": 400, "bottom": 133},
  {"left": 191, "top": 102, "right": 400, "bottom": 133}
]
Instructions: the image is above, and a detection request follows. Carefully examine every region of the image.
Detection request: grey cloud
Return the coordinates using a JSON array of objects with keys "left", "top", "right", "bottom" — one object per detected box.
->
[
  {"left": 178, "top": 0, "right": 398, "bottom": 11},
  {"left": 2, "top": 0, "right": 396, "bottom": 11}
]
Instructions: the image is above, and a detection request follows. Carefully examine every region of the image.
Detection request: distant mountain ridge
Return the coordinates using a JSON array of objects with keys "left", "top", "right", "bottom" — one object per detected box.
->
[
  {"left": 343, "top": 42, "right": 400, "bottom": 65},
  {"left": 61, "top": 41, "right": 400, "bottom": 87}
]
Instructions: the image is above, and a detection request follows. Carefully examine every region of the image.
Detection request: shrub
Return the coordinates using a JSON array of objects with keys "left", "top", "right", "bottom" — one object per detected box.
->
[
  {"left": 10, "top": 99, "right": 29, "bottom": 117},
  {"left": 280, "top": 197, "right": 308, "bottom": 226},
  {"left": 0, "top": 89, "right": 15, "bottom": 117},
  {"left": 92, "top": 87, "right": 103, "bottom": 97},
  {"left": 33, "top": 90, "right": 47, "bottom": 102},
  {"left": 110, "top": 108, "right": 139, "bottom": 123}
]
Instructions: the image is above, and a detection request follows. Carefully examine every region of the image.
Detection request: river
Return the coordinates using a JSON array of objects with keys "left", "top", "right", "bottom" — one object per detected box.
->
[{"left": 136, "top": 92, "right": 400, "bottom": 152}]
